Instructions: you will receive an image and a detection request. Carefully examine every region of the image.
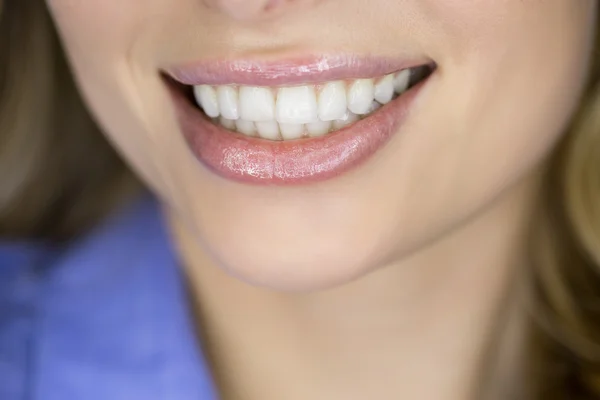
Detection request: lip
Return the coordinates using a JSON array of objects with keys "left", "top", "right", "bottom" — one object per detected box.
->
[
  {"left": 165, "top": 56, "right": 433, "bottom": 185},
  {"left": 165, "top": 55, "right": 431, "bottom": 86}
]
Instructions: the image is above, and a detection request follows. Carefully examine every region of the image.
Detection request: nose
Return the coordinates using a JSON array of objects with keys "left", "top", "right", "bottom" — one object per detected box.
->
[{"left": 204, "top": 0, "right": 317, "bottom": 21}]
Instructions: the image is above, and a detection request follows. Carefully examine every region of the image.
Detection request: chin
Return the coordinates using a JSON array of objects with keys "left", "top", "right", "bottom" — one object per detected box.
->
[
  {"left": 218, "top": 250, "right": 376, "bottom": 292},
  {"left": 186, "top": 220, "right": 383, "bottom": 292}
]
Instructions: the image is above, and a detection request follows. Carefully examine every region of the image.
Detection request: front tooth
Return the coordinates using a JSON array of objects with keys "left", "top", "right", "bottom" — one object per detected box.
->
[
  {"left": 393, "top": 69, "right": 410, "bottom": 94},
  {"left": 333, "top": 111, "right": 359, "bottom": 130},
  {"left": 306, "top": 120, "right": 331, "bottom": 137},
  {"left": 256, "top": 121, "right": 281, "bottom": 140},
  {"left": 194, "top": 85, "right": 220, "bottom": 118},
  {"left": 276, "top": 86, "right": 318, "bottom": 124},
  {"left": 219, "top": 117, "right": 237, "bottom": 130},
  {"left": 235, "top": 119, "right": 256, "bottom": 136},
  {"left": 318, "top": 81, "right": 347, "bottom": 121},
  {"left": 279, "top": 123, "right": 305, "bottom": 140},
  {"left": 374, "top": 74, "right": 395, "bottom": 104},
  {"left": 217, "top": 86, "right": 239, "bottom": 120},
  {"left": 366, "top": 101, "right": 381, "bottom": 114},
  {"left": 239, "top": 87, "right": 275, "bottom": 121},
  {"left": 347, "top": 79, "right": 375, "bottom": 115}
]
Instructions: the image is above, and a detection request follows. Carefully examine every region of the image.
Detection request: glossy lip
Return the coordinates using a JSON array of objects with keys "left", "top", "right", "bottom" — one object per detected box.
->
[
  {"left": 165, "top": 56, "right": 434, "bottom": 185},
  {"left": 165, "top": 55, "right": 431, "bottom": 86}
]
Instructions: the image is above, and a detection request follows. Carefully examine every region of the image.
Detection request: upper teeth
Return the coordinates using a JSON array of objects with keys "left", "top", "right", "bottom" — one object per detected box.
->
[{"left": 193, "top": 68, "right": 413, "bottom": 140}]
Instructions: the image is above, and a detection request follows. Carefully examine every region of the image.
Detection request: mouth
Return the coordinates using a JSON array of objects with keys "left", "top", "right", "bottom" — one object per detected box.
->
[{"left": 164, "top": 56, "right": 435, "bottom": 185}]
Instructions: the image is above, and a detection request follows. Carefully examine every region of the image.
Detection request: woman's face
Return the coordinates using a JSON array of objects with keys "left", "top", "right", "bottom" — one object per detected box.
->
[{"left": 47, "top": 0, "right": 595, "bottom": 290}]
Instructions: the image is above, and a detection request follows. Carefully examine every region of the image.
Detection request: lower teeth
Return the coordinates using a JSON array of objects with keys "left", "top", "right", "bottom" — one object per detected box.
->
[{"left": 212, "top": 98, "right": 391, "bottom": 140}]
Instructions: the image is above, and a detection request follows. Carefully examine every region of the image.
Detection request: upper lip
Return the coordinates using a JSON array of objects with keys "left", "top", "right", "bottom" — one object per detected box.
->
[{"left": 165, "top": 54, "right": 433, "bottom": 86}]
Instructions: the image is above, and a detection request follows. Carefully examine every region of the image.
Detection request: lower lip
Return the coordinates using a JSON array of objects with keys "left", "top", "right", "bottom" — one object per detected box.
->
[{"left": 167, "top": 77, "right": 429, "bottom": 185}]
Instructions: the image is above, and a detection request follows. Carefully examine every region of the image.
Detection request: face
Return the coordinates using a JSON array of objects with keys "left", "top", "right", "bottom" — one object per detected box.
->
[{"left": 47, "top": 0, "right": 596, "bottom": 290}]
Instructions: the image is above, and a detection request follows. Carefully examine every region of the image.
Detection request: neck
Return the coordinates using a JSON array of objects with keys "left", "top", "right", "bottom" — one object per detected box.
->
[{"left": 168, "top": 172, "right": 540, "bottom": 400}]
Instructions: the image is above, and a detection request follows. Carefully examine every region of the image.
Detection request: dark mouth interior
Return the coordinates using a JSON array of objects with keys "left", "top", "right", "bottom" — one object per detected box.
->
[
  {"left": 409, "top": 63, "right": 436, "bottom": 88},
  {"left": 171, "top": 63, "right": 436, "bottom": 112}
]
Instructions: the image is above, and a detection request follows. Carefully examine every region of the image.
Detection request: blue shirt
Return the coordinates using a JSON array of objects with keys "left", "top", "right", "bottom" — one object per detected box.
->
[{"left": 0, "top": 196, "right": 218, "bottom": 399}]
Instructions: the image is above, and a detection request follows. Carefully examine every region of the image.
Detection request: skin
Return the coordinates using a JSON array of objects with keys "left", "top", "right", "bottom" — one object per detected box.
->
[{"left": 46, "top": 1, "right": 596, "bottom": 399}]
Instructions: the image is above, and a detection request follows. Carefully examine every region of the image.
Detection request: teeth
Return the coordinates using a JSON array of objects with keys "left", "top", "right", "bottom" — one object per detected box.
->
[
  {"left": 318, "top": 81, "right": 347, "bottom": 121},
  {"left": 220, "top": 117, "right": 237, "bottom": 130},
  {"left": 194, "top": 85, "right": 220, "bottom": 118},
  {"left": 217, "top": 86, "right": 239, "bottom": 120},
  {"left": 393, "top": 69, "right": 410, "bottom": 94},
  {"left": 276, "top": 86, "right": 318, "bottom": 124},
  {"left": 347, "top": 79, "right": 375, "bottom": 115},
  {"left": 279, "top": 123, "right": 305, "bottom": 140},
  {"left": 192, "top": 66, "right": 432, "bottom": 141},
  {"left": 239, "top": 87, "right": 275, "bottom": 121},
  {"left": 366, "top": 101, "right": 381, "bottom": 114},
  {"left": 235, "top": 119, "right": 257, "bottom": 136},
  {"left": 374, "top": 74, "right": 395, "bottom": 104},
  {"left": 333, "top": 111, "right": 360, "bottom": 130},
  {"left": 256, "top": 121, "right": 281, "bottom": 140},
  {"left": 306, "top": 120, "right": 332, "bottom": 137}
]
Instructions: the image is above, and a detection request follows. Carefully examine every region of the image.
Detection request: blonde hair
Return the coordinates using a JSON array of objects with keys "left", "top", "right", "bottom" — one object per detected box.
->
[
  {"left": 1, "top": 1, "right": 599, "bottom": 398},
  {"left": 0, "top": 0, "right": 138, "bottom": 240}
]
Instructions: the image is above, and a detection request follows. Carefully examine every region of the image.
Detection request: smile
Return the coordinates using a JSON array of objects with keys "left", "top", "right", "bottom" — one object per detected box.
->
[{"left": 165, "top": 56, "right": 435, "bottom": 185}]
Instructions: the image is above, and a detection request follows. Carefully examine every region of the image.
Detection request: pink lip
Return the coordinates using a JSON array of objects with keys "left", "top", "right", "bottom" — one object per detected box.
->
[
  {"left": 165, "top": 56, "right": 433, "bottom": 185},
  {"left": 166, "top": 55, "right": 431, "bottom": 86}
]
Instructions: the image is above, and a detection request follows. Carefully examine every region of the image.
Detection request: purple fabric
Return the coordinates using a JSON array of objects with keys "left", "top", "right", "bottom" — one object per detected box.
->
[{"left": 0, "top": 196, "right": 218, "bottom": 400}]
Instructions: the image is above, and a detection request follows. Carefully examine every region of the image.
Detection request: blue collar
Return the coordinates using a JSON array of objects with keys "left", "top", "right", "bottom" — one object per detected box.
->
[{"left": 0, "top": 196, "right": 218, "bottom": 400}]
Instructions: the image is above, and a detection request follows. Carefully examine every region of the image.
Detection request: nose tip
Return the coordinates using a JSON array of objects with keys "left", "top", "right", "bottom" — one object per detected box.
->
[{"left": 205, "top": 0, "right": 310, "bottom": 21}]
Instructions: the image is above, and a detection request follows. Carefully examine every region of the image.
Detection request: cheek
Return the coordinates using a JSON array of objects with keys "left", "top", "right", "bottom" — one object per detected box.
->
[
  {"left": 47, "top": 1, "right": 134, "bottom": 51},
  {"left": 45, "top": 1, "right": 179, "bottom": 71},
  {"left": 438, "top": 1, "right": 594, "bottom": 210},
  {"left": 45, "top": 0, "right": 186, "bottom": 201},
  {"left": 369, "top": 0, "right": 596, "bottom": 256}
]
